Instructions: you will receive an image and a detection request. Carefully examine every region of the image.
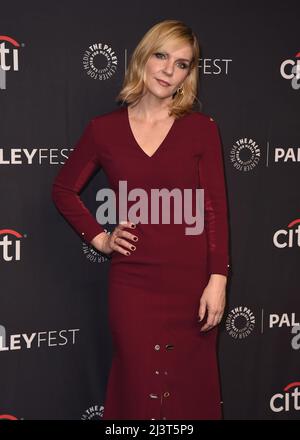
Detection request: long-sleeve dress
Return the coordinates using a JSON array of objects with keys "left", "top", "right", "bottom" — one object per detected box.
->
[{"left": 52, "top": 105, "right": 230, "bottom": 420}]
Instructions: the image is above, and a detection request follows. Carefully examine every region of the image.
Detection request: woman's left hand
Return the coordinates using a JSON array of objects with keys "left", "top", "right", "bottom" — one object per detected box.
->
[{"left": 198, "top": 274, "right": 227, "bottom": 332}]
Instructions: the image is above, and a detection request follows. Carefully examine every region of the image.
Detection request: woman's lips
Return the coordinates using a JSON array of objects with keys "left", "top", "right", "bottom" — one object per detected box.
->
[{"left": 156, "top": 78, "right": 170, "bottom": 87}]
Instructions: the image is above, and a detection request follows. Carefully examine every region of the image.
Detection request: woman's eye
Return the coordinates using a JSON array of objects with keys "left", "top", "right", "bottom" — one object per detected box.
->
[
  {"left": 154, "top": 53, "right": 188, "bottom": 69},
  {"left": 154, "top": 52, "right": 165, "bottom": 59}
]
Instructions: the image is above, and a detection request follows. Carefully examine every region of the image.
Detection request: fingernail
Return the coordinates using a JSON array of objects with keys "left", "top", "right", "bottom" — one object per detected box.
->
[
  {"left": 131, "top": 223, "right": 136, "bottom": 228},
  {"left": 126, "top": 251, "right": 130, "bottom": 255}
]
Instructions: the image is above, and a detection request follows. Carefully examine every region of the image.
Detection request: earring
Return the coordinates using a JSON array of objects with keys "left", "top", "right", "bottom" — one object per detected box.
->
[{"left": 177, "top": 85, "right": 184, "bottom": 95}]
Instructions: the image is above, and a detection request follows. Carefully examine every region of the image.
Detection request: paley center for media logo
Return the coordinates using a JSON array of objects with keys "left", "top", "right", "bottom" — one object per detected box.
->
[
  {"left": 81, "top": 405, "right": 104, "bottom": 420},
  {"left": 83, "top": 42, "right": 118, "bottom": 80},
  {"left": 225, "top": 306, "right": 256, "bottom": 339},
  {"left": 280, "top": 51, "right": 300, "bottom": 90},
  {"left": 225, "top": 307, "right": 300, "bottom": 340},
  {"left": 230, "top": 137, "right": 261, "bottom": 172},
  {"left": 229, "top": 137, "right": 300, "bottom": 170},
  {"left": 0, "top": 35, "right": 22, "bottom": 90}
]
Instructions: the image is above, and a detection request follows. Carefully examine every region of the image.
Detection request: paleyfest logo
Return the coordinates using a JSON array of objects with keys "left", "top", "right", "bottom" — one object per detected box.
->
[
  {"left": 0, "top": 35, "right": 21, "bottom": 90},
  {"left": 83, "top": 42, "right": 118, "bottom": 80},
  {"left": 0, "top": 324, "right": 80, "bottom": 352}
]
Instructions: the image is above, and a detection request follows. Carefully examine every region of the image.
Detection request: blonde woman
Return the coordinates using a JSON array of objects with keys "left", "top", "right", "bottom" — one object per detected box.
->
[{"left": 52, "top": 19, "right": 230, "bottom": 420}]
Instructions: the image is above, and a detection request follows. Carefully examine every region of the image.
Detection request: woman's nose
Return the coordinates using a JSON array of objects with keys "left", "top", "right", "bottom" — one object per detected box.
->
[{"left": 162, "top": 61, "right": 174, "bottom": 75}]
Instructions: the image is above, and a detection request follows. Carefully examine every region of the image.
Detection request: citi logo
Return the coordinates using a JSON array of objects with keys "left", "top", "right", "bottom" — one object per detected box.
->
[
  {"left": 0, "top": 229, "right": 24, "bottom": 261},
  {"left": 0, "top": 414, "right": 19, "bottom": 420},
  {"left": 0, "top": 35, "right": 21, "bottom": 90},
  {"left": 270, "top": 382, "right": 300, "bottom": 413},
  {"left": 280, "top": 51, "right": 300, "bottom": 90},
  {"left": 273, "top": 219, "right": 300, "bottom": 248}
]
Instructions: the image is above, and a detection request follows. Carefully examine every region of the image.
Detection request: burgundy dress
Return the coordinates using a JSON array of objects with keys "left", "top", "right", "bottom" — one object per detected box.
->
[{"left": 52, "top": 105, "right": 230, "bottom": 420}]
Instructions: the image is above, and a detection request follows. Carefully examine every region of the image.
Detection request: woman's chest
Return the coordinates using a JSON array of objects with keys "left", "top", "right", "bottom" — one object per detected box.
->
[{"left": 97, "top": 134, "right": 202, "bottom": 191}]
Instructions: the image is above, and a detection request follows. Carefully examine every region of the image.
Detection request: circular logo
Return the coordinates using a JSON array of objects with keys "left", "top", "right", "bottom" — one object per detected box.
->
[
  {"left": 81, "top": 404, "right": 104, "bottom": 420},
  {"left": 225, "top": 306, "right": 256, "bottom": 339},
  {"left": 230, "top": 138, "right": 261, "bottom": 171},
  {"left": 82, "top": 241, "right": 110, "bottom": 263},
  {"left": 83, "top": 43, "right": 118, "bottom": 80}
]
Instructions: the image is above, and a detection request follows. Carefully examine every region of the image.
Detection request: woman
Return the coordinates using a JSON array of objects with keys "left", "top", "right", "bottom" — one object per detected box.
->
[{"left": 52, "top": 19, "right": 230, "bottom": 420}]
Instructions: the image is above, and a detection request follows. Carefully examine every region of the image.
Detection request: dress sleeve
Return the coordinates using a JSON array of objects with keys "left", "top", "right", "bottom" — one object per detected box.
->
[
  {"left": 198, "top": 117, "right": 230, "bottom": 277},
  {"left": 51, "top": 118, "right": 106, "bottom": 244}
]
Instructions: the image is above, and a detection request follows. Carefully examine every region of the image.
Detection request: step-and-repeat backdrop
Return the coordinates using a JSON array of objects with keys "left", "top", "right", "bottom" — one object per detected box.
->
[{"left": 1, "top": 1, "right": 299, "bottom": 420}]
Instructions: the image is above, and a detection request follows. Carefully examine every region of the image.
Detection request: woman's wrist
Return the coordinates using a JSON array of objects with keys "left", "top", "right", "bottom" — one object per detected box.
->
[
  {"left": 208, "top": 273, "right": 227, "bottom": 286},
  {"left": 91, "top": 230, "right": 111, "bottom": 254}
]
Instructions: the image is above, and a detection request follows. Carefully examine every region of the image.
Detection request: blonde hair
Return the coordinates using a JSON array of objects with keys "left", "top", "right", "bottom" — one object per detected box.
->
[{"left": 115, "top": 19, "right": 201, "bottom": 118}]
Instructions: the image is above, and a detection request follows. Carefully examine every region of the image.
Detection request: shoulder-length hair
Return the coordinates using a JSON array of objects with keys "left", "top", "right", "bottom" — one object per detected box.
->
[{"left": 115, "top": 19, "right": 201, "bottom": 119}]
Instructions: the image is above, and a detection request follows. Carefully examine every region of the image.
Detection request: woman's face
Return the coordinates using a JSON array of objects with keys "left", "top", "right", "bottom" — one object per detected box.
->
[{"left": 143, "top": 40, "right": 194, "bottom": 100}]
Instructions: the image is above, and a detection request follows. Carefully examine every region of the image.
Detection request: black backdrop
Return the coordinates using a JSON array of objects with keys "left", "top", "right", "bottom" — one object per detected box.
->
[{"left": 1, "top": 0, "right": 299, "bottom": 420}]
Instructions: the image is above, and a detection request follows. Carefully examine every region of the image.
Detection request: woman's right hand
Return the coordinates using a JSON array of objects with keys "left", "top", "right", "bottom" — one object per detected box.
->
[{"left": 91, "top": 221, "right": 138, "bottom": 256}]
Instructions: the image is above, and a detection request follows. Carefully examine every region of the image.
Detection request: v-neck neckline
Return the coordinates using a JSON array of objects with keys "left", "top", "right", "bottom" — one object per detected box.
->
[{"left": 124, "top": 105, "right": 178, "bottom": 159}]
